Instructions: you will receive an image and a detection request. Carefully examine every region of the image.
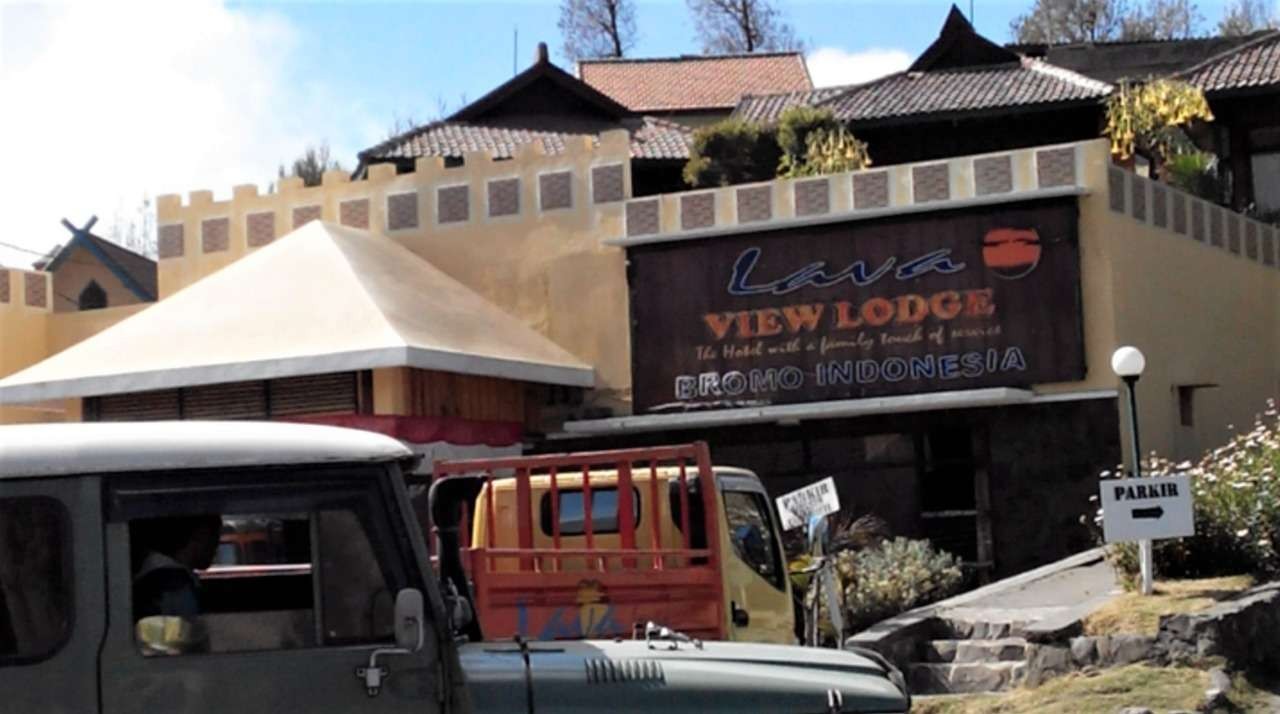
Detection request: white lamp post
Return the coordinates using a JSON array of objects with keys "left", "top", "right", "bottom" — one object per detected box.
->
[{"left": 1111, "top": 346, "right": 1154, "bottom": 595}]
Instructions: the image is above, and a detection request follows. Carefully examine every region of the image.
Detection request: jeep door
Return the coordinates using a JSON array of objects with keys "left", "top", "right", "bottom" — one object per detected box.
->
[
  {"left": 0, "top": 475, "right": 104, "bottom": 714},
  {"left": 99, "top": 464, "right": 448, "bottom": 714}
]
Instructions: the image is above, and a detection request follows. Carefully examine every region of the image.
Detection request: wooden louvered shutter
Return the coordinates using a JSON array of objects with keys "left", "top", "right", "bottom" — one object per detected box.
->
[
  {"left": 94, "top": 389, "right": 181, "bottom": 421},
  {"left": 268, "top": 373, "right": 357, "bottom": 416},
  {"left": 183, "top": 382, "right": 268, "bottom": 420}
]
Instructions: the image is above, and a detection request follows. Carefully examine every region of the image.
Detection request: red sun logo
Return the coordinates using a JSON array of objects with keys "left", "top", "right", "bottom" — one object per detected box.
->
[{"left": 982, "top": 228, "right": 1042, "bottom": 279}]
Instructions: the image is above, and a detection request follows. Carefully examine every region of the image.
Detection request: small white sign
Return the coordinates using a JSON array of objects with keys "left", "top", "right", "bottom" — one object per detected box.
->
[
  {"left": 776, "top": 477, "right": 841, "bottom": 531},
  {"left": 1100, "top": 474, "right": 1195, "bottom": 544}
]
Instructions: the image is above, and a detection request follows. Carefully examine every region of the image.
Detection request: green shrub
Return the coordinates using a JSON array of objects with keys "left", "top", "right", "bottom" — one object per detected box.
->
[
  {"left": 835, "top": 537, "right": 963, "bottom": 633},
  {"left": 1164, "top": 151, "right": 1223, "bottom": 203},
  {"left": 682, "top": 119, "right": 780, "bottom": 188},
  {"left": 1094, "top": 400, "right": 1280, "bottom": 587},
  {"left": 776, "top": 106, "right": 871, "bottom": 178}
]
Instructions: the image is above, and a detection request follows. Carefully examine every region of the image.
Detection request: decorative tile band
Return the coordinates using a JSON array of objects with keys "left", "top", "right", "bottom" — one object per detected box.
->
[
  {"left": 158, "top": 224, "right": 185, "bottom": 259},
  {"left": 292, "top": 205, "right": 322, "bottom": 229},
  {"left": 794, "top": 178, "right": 830, "bottom": 216},
  {"left": 1036, "top": 147, "right": 1076, "bottom": 188},
  {"left": 974, "top": 155, "right": 1013, "bottom": 196},
  {"left": 912, "top": 163, "right": 950, "bottom": 203},
  {"left": 23, "top": 272, "right": 46, "bottom": 308},
  {"left": 247, "top": 212, "right": 276, "bottom": 247},
  {"left": 340, "top": 198, "right": 370, "bottom": 229},
  {"left": 0, "top": 271, "right": 9, "bottom": 303},
  {"left": 680, "top": 192, "right": 715, "bottom": 231},
  {"left": 488, "top": 178, "right": 520, "bottom": 218},
  {"left": 1130, "top": 179, "right": 1146, "bottom": 222},
  {"left": 540, "top": 171, "right": 573, "bottom": 211},
  {"left": 626, "top": 199, "right": 659, "bottom": 237},
  {"left": 1108, "top": 168, "right": 1126, "bottom": 213},
  {"left": 592, "top": 164, "right": 625, "bottom": 204},
  {"left": 201, "top": 217, "right": 230, "bottom": 253},
  {"left": 1151, "top": 184, "right": 1168, "bottom": 229},
  {"left": 387, "top": 192, "right": 419, "bottom": 231},
  {"left": 736, "top": 185, "right": 772, "bottom": 223},
  {"left": 1120, "top": 171, "right": 1280, "bottom": 271},
  {"left": 438, "top": 185, "right": 470, "bottom": 224},
  {"left": 852, "top": 171, "right": 890, "bottom": 210}
]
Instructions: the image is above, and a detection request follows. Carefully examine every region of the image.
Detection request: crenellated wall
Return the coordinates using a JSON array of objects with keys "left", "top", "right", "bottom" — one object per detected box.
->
[
  {"left": 156, "top": 130, "right": 636, "bottom": 408},
  {"left": 0, "top": 268, "right": 56, "bottom": 423}
]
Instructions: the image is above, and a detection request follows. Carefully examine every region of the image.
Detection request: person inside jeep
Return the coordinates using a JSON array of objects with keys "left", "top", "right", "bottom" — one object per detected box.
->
[{"left": 131, "top": 515, "right": 223, "bottom": 620}]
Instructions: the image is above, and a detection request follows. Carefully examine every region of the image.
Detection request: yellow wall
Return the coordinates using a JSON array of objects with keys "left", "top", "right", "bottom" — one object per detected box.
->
[
  {"left": 48, "top": 244, "right": 147, "bottom": 313},
  {"left": 1081, "top": 161, "right": 1280, "bottom": 462},
  {"left": 0, "top": 268, "right": 53, "bottom": 423},
  {"left": 0, "top": 267, "right": 147, "bottom": 424},
  {"left": 157, "top": 132, "right": 633, "bottom": 410}
]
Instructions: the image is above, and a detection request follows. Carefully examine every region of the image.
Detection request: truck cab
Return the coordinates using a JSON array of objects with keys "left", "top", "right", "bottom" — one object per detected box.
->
[
  {"left": 0, "top": 422, "right": 910, "bottom": 714},
  {"left": 432, "top": 445, "right": 794, "bottom": 644}
]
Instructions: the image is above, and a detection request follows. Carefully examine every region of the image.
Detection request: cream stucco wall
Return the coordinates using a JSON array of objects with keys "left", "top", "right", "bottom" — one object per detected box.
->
[
  {"left": 1083, "top": 164, "right": 1280, "bottom": 463},
  {"left": 157, "top": 132, "right": 633, "bottom": 410}
]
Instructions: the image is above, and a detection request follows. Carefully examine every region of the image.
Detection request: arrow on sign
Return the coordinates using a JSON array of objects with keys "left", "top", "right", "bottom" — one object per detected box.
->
[{"left": 1132, "top": 506, "right": 1165, "bottom": 520}]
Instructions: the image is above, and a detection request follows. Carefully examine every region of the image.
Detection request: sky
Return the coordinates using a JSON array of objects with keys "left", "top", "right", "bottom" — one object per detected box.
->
[{"left": 0, "top": 0, "right": 1255, "bottom": 268}]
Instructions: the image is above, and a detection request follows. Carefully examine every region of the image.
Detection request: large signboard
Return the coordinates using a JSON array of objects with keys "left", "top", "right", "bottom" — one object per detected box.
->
[{"left": 628, "top": 197, "right": 1085, "bottom": 413}]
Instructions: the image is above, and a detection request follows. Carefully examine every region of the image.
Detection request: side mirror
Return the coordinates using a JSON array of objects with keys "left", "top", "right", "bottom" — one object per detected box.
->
[{"left": 394, "top": 588, "right": 426, "bottom": 652}]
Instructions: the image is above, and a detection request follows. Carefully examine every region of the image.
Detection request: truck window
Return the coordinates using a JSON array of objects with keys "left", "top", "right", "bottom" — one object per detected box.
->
[
  {"left": 0, "top": 497, "right": 71, "bottom": 665},
  {"left": 539, "top": 487, "right": 641, "bottom": 536},
  {"left": 723, "top": 491, "right": 786, "bottom": 591}
]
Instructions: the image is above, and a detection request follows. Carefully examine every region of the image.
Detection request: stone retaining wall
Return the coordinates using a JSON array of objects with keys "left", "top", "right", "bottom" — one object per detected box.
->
[{"left": 1025, "top": 580, "right": 1280, "bottom": 685}]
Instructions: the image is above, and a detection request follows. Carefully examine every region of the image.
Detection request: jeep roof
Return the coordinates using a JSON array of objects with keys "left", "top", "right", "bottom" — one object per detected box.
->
[{"left": 0, "top": 421, "right": 412, "bottom": 479}]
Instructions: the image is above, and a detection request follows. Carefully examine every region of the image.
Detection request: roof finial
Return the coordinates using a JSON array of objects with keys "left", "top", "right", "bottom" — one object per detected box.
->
[{"left": 535, "top": 42, "right": 549, "bottom": 65}]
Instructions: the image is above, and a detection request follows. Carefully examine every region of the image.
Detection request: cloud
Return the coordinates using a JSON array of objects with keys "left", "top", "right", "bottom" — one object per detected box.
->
[
  {"left": 805, "top": 46, "right": 912, "bottom": 89},
  {"left": 0, "top": 1, "right": 373, "bottom": 268}
]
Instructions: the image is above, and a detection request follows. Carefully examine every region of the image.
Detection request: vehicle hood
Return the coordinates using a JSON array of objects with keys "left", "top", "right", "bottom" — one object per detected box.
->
[{"left": 459, "top": 639, "right": 909, "bottom": 713}]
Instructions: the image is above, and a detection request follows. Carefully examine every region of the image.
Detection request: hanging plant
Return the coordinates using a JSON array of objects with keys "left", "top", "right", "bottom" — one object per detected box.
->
[
  {"left": 776, "top": 106, "right": 872, "bottom": 178},
  {"left": 1104, "top": 79, "right": 1214, "bottom": 162}
]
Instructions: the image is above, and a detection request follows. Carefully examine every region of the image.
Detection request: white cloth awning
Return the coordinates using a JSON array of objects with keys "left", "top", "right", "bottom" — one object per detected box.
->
[{"left": 0, "top": 221, "right": 594, "bottom": 404}]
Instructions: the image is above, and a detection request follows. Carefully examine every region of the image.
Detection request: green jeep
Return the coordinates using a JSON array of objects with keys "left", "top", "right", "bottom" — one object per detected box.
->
[{"left": 0, "top": 421, "right": 910, "bottom": 713}]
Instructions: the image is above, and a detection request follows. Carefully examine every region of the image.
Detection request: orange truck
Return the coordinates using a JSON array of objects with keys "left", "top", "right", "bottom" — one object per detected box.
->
[{"left": 427, "top": 443, "right": 795, "bottom": 644}]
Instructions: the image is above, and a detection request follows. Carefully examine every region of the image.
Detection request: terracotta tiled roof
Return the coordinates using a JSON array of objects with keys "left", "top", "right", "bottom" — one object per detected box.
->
[
  {"left": 1179, "top": 31, "right": 1280, "bottom": 95},
  {"left": 734, "top": 57, "right": 1111, "bottom": 125},
  {"left": 579, "top": 52, "right": 813, "bottom": 112},
  {"left": 360, "top": 116, "right": 692, "bottom": 163}
]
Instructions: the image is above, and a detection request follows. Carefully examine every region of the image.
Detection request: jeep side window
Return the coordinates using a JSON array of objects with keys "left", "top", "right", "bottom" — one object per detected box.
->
[
  {"left": 113, "top": 469, "right": 406, "bottom": 656},
  {"left": 0, "top": 497, "right": 71, "bottom": 665}
]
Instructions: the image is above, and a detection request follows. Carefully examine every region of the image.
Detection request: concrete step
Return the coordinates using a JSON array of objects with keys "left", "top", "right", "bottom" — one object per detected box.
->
[
  {"left": 941, "top": 619, "right": 1032, "bottom": 640},
  {"left": 907, "top": 661, "right": 1026, "bottom": 695},
  {"left": 922, "top": 637, "right": 1028, "bottom": 664}
]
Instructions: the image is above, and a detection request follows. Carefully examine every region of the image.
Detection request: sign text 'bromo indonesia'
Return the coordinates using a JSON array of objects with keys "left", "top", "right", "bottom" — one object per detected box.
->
[{"left": 627, "top": 198, "right": 1085, "bottom": 412}]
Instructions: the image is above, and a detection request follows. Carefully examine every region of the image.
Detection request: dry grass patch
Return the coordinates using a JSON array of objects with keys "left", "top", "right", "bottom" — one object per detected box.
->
[
  {"left": 912, "top": 665, "right": 1210, "bottom": 714},
  {"left": 1082, "top": 576, "right": 1253, "bottom": 636}
]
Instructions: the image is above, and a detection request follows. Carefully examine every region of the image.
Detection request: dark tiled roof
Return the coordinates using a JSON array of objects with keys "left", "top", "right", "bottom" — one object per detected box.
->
[
  {"left": 733, "top": 85, "right": 855, "bottom": 123},
  {"left": 578, "top": 52, "right": 812, "bottom": 112},
  {"left": 44, "top": 232, "right": 157, "bottom": 301},
  {"left": 734, "top": 58, "right": 1111, "bottom": 125},
  {"left": 86, "top": 234, "right": 157, "bottom": 299},
  {"left": 361, "top": 116, "right": 692, "bottom": 163},
  {"left": 1013, "top": 34, "right": 1265, "bottom": 83},
  {"left": 1179, "top": 31, "right": 1280, "bottom": 95}
]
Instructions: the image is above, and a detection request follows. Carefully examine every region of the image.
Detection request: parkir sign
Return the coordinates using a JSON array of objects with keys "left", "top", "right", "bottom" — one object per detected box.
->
[
  {"left": 1100, "top": 474, "right": 1195, "bottom": 544},
  {"left": 627, "top": 197, "right": 1086, "bottom": 412}
]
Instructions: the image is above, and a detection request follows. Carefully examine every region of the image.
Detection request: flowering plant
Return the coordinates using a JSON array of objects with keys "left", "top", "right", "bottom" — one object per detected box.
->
[{"left": 1090, "top": 400, "right": 1280, "bottom": 586}]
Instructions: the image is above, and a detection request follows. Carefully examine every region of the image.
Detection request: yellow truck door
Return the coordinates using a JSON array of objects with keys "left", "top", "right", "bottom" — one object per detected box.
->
[{"left": 716, "top": 470, "right": 795, "bottom": 644}]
